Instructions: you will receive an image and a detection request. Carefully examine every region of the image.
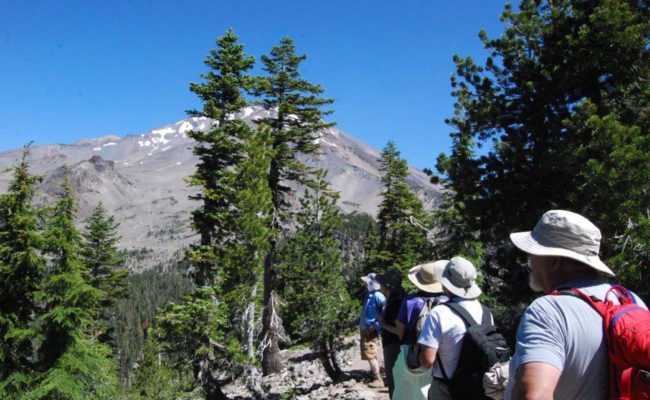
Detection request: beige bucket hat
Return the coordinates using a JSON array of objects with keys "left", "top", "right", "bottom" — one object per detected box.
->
[
  {"left": 439, "top": 256, "right": 482, "bottom": 299},
  {"left": 408, "top": 260, "right": 447, "bottom": 294},
  {"left": 509, "top": 209, "right": 614, "bottom": 277}
]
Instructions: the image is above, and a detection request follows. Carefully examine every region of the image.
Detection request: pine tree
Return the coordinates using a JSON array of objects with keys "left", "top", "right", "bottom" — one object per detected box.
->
[
  {"left": 81, "top": 202, "right": 128, "bottom": 344},
  {"left": 568, "top": 106, "right": 650, "bottom": 298},
  {"left": 185, "top": 28, "right": 256, "bottom": 287},
  {"left": 31, "top": 173, "right": 118, "bottom": 399},
  {"left": 437, "top": 0, "right": 650, "bottom": 247},
  {"left": 129, "top": 339, "right": 183, "bottom": 399},
  {"left": 277, "top": 170, "right": 355, "bottom": 381},
  {"left": 336, "top": 212, "right": 378, "bottom": 298},
  {"left": 0, "top": 146, "right": 44, "bottom": 395},
  {"left": 217, "top": 125, "right": 273, "bottom": 396},
  {"left": 435, "top": 0, "right": 650, "bottom": 321},
  {"left": 156, "top": 287, "right": 239, "bottom": 400},
  {"left": 180, "top": 29, "right": 271, "bottom": 398},
  {"left": 256, "top": 36, "right": 334, "bottom": 375},
  {"left": 367, "top": 141, "right": 431, "bottom": 276}
]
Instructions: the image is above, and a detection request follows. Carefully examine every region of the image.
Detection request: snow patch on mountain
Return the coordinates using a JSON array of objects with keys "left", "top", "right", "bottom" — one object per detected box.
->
[
  {"left": 240, "top": 106, "right": 255, "bottom": 118},
  {"left": 315, "top": 138, "right": 338, "bottom": 148}
]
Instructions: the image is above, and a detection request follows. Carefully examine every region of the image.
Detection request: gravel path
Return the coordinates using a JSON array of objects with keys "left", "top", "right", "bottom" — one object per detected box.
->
[{"left": 224, "top": 334, "right": 391, "bottom": 399}]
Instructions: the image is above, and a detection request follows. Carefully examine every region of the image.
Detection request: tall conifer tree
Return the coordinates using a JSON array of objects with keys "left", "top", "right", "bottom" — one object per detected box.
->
[
  {"left": 31, "top": 173, "right": 118, "bottom": 399},
  {"left": 82, "top": 202, "right": 128, "bottom": 344},
  {"left": 218, "top": 125, "right": 273, "bottom": 395},
  {"left": 277, "top": 170, "right": 355, "bottom": 381},
  {"left": 256, "top": 37, "right": 334, "bottom": 375},
  {"left": 186, "top": 28, "right": 256, "bottom": 287},
  {"left": 156, "top": 287, "right": 235, "bottom": 400},
  {"left": 436, "top": 0, "right": 650, "bottom": 297},
  {"left": 166, "top": 29, "right": 271, "bottom": 398},
  {"left": 0, "top": 146, "right": 44, "bottom": 395},
  {"left": 367, "top": 141, "right": 431, "bottom": 275}
]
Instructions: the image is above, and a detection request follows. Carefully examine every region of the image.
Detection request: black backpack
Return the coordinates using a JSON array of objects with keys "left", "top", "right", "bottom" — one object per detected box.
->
[{"left": 438, "top": 302, "right": 511, "bottom": 400}]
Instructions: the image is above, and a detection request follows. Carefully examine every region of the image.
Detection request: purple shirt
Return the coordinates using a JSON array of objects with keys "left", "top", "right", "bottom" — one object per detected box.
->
[{"left": 397, "top": 292, "right": 447, "bottom": 345}]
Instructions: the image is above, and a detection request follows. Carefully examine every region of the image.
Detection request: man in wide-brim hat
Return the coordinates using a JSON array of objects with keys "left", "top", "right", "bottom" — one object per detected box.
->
[{"left": 505, "top": 210, "right": 648, "bottom": 399}]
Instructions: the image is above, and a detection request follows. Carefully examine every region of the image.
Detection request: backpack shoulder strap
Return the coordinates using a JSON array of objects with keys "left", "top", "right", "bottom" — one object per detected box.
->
[
  {"left": 442, "top": 302, "right": 480, "bottom": 327},
  {"left": 551, "top": 287, "right": 607, "bottom": 317},
  {"left": 606, "top": 285, "right": 634, "bottom": 306},
  {"left": 479, "top": 303, "right": 492, "bottom": 326}
]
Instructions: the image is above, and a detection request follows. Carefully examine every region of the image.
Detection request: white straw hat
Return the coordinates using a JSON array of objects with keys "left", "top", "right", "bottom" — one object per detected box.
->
[
  {"left": 361, "top": 273, "right": 381, "bottom": 292},
  {"left": 439, "top": 256, "right": 482, "bottom": 299},
  {"left": 509, "top": 210, "right": 614, "bottom": 277},
  {"left": 408, "top": 260, "right": 447, "bottom": 293}
]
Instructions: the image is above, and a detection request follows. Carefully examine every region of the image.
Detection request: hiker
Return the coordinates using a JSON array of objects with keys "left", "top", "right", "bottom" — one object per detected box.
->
[
  {"left": 376, "top": 270, "right": 406, "bottom": 397},
  {"left": 506, "top": 209, "right": 648, "bottom": 399},
  {"left": 390, "top": 261, "right": 448, "bottom": 400},
  {"left": 418, "top": 256, "right": 493, "bottom": 400},
  {"left": 358, "top": 273, "right": 386, "bottom": 388}
]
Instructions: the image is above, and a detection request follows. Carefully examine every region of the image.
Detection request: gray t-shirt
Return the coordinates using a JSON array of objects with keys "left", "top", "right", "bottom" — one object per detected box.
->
[{"left": 504, "top": 279, "right": 647, "bottom": 400}]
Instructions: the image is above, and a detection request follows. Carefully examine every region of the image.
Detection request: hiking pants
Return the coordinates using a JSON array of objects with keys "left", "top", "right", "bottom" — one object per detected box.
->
[{"left": 382, "top": 342, "right": 401, "bottom": 398}]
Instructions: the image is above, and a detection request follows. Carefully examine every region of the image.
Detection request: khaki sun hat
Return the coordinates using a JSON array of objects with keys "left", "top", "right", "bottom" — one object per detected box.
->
[
  {"left": 509, "top": 209, "right": 615, "bottom": 277},
  {"left": 408, "top": 260, "right": 447, "bottom": 294},
  {"left": 439, "top": 256, "right": 482, "bottom": 299}
]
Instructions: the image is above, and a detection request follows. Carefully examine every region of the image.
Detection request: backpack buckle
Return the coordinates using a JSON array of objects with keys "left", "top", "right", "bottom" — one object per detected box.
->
[{"left": 640, "top": 370, "right": 650, "bottom": 384}]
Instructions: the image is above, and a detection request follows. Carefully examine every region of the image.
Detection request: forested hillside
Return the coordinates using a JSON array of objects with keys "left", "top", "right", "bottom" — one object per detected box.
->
[{"left": 0, "top": 1, "right": 648, "bottom": 399}]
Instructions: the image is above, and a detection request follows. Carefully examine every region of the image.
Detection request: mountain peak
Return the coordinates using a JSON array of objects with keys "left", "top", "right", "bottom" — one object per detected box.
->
[{"left": 0, "top": 112, "right": 442, "bottom": 270}]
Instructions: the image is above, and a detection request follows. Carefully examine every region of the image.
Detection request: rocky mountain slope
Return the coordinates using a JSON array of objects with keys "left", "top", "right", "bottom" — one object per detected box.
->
[{"left": 0, "top": 108, "right": 443, "bottom": 270}]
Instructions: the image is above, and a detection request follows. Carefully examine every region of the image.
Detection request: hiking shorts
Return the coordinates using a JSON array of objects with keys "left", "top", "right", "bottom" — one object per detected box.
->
[{"left": 360, "top": 328, "right": 379, "bottom": 360}]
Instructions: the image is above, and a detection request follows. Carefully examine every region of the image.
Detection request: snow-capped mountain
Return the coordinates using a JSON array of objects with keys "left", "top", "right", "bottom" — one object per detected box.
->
[{"left": 0, "top": 111, "right": 443, "bottom": 270}]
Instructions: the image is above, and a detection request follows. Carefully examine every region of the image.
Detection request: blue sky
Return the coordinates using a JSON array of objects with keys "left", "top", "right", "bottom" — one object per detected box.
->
[{"left": 0, "top": 0, "right": 508, "bottom": 169}]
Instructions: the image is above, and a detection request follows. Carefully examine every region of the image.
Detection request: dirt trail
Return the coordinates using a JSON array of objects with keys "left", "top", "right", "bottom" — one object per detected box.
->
[{"left": 224, "top": 333, "right": 391, "bottom": 399}]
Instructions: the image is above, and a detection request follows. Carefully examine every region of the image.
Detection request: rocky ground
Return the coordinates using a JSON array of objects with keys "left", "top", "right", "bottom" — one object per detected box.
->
[{"left": 224, "top": 335, "right": 390, "bottom": 400}]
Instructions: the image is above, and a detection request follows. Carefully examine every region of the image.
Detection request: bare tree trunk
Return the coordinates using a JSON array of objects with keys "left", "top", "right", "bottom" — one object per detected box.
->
[
  {"left": 261, "top": 289, "right": 282, "bottom": 375},
  {"left": 328, "top": 337, "right": 344, "bottom": 378},
  {"left": 318, "top": 340, "right": 343, "bottom": 382},
  {"left": 246, "top": 364, "right": 265, "bottom": 399},
  {"left": 196, "top": 356, "right": 228, "bottom": 400},
  {"left": 205, "top": 385, "right": 228, "bottom": 400},
  {"left": 243, "top": 285, "right": 266, "bottom": 398},
  {"left": 245, "top": 285, "right": 257, "bottom": 359},
  {"left": 201, "top": 372, "right": 228, "bottom": 400}
]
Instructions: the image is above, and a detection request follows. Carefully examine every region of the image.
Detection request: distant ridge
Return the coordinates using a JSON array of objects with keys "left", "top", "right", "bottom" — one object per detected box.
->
[{"left": 0, "top": 110, "right": 443, "bottom": 270}]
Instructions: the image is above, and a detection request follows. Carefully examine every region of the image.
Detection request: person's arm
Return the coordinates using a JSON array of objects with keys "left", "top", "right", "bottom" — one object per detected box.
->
[
  {"left": 416, "top": 311, "right": 440, "bottom": 369},
  {"left": 395, "top": 297, "right": 409, "bottom": 340},
  {"left": 419, "top": 345, "right": 437, "bottom": 369},
  {"left": 510, "top": 362, "right": 561, "bottom": 400},
  {"left": 507, "top": 297, "right": 566, "bottom": 400},
  {"left": 378, "top": 315, "right": 402, "bottom": 336},
  {"left": 394, "top": 320, "right": 406, "bottom": 340}
]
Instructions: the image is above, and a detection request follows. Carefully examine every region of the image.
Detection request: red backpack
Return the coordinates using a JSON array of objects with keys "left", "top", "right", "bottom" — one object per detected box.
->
[{"left": 553, "top": 286, "right": 650, "bottom": 399}]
